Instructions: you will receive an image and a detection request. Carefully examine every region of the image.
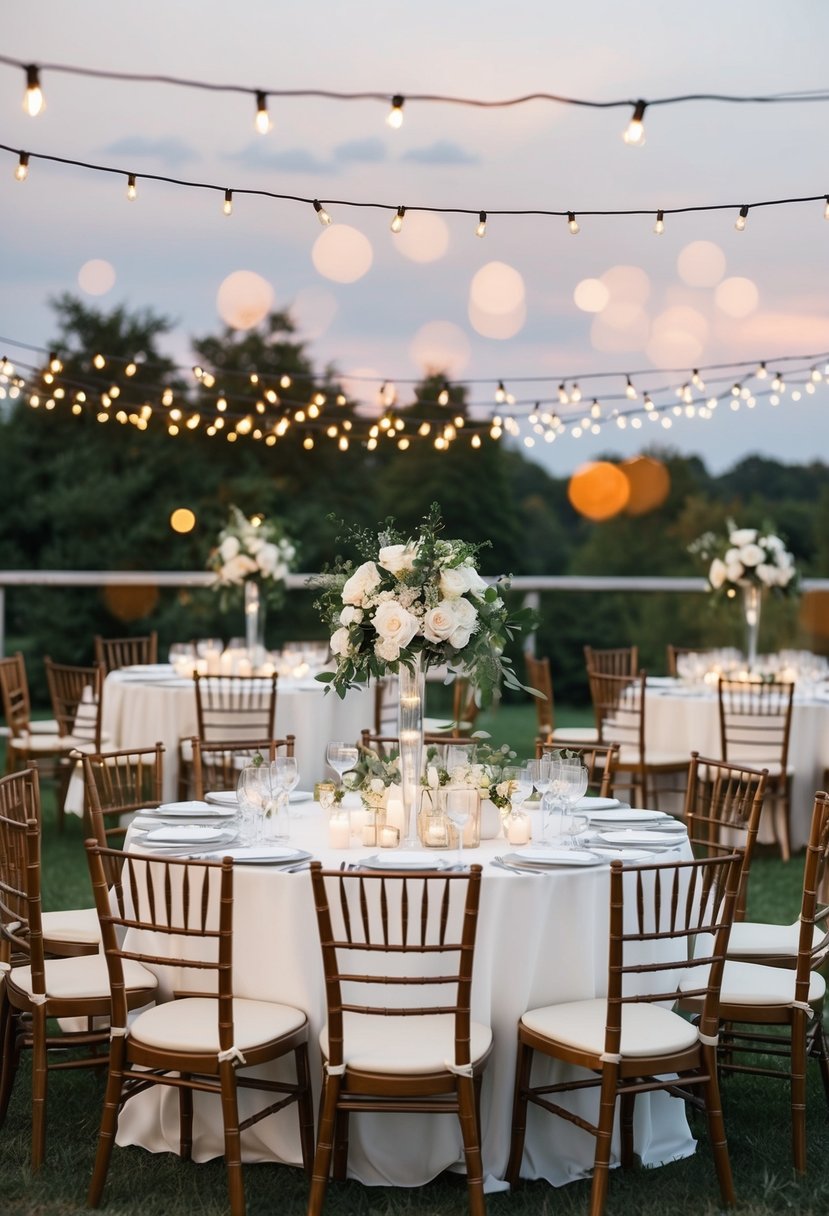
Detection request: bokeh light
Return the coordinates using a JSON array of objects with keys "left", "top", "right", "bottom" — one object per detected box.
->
[
  {"left": 409, "top": 321, "right": 471, "bottom": 377},
  {"left": 469, "top": 261, "right": 526, "bottom": 315},
  {"left": 216, "top": 271, "right": 275, "bottom": 330},
  {"left": 468, "top": 297, "right": 526, "bottom": 339},
  {"left": 78, "top": 259, "right": 116, "bottom": 296},
  {"left": 676, "top": 240, "right": 727, "bottom": 288},
  {"left": 311, "top": 224, "right": 373, "bottom": 283},
  {"left": 646, "top": 305, "right": 708, "bottom": 367},
  {"left": 568, "top": 462, "right": 630, "bottom": 521},
  {"left": 103, "top": 585, "right": 160, "bottom": 622},
  {"left": 573, "top": 278, "right": 610, "bottom": 313},
  {"left": 600, "top": 265, "right": 651, "bottom": 306},
  {"left": 715, "top": 276, "right": 760, "bottom": 318},
  {"left": 291, "top": 286, "right": 339, "bottom": 339},
  {"left": 393, "top": 212, "right": 450, "bottom": 263},
  {"left": 621, "top": 456, "right": 671, "bottom": 515},
  {"left": 170, "top": 508, "right": 196, "bottom": 533}
]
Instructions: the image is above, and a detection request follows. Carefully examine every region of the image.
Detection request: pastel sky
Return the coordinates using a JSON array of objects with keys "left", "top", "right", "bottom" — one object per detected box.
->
[{"left": 2, "top": 1, "right": 828, "bottom": 475}]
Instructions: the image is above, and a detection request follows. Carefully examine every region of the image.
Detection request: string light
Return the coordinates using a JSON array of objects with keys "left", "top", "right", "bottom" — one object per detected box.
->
[
  {"left": 254, "top": 90, "right": 271, "bottom": 135},
  {"left": 390, "top": 205, "right": 406, "bottom": 233},
  {"left": 625, "top": 375, "right": 638, "bottom": 400},
  {"left": 567, "top": 211, "right": 580, "bottom": 235},
  {"left": 622, "top": 99, "right": 646, "bottom": 146},
  {"left": 14, "top": 151, "right": 29, "bottom": 181},
  {"left": 23, "top": 65, "right": 44, "bottom": 116},
  {"left": 437, "top": 382, "right": 450, "bottom": 406},
  {"left": 735, "top": 204, "right": 749, "bottom": 231},
  {"left": 386, "top": 94, "right": 404, "bottom": 128},
  {"left": 495, "top": 380, "right": 507, "bottom": 404},
  {"left": 313, "top": 199, "right": 332, "bottom": 226},
  {"left": 223, "top": 188, "right": 233, "bottom": 216},
  {"left": 475, "top": 210, "right": 487, "bottom": 238},
  {"left": 654, "top": 209, "right": 665, "bottom": 235},
  {"left": 824, "top": 196, "right": 829, "bottom": 221},
  {"left": 126, "top": 172, "right": 137, "bottom": 201}
]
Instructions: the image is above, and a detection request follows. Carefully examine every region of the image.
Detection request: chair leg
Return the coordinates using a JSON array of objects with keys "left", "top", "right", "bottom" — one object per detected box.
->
[
  {"left": 179, "top": 1074, "right": 193, "bottom": 1162},
  {"left": 700, "top": 1050, "right": 736, "bottom": 1207},
  {"left": 0, "top": 1001, "right": 19, "bottom": 1127},
  {"left": 294, "top": 1044, "right": 315, "bottom": 1177},
  {"left": 87, "top": 1041, "right": 127, "bottom": 1208},
  {"left": 308, "top": 1072, "right": 341, "bottom": 1216},
  {"left": 620, "top": 1090, "right": 635, "bottom": 1168},
  {"left": 456, "top": 1075, "right": 486, "bottom": 1216},
  {"left": 589, "top": 1064, "right": 619, "bottom": 1216},
  {"left": 791, "top": 1010, "right": 808, "bottom": 1174},
  {"left": 506, "top": 1039, "right": 534, "bottom": 1187},
  {"left": 811, "top": 1021, "right": 829, "bottom": 1112},
  {"left": 218, "top": 1061, "right": 245, "bottom": 1216},
  {"left": 332, "top": 1108, "right": 349, "bottom": 1181},
  {"left": 30, "top": 1006, "right": 49, "bottom": 1171}
]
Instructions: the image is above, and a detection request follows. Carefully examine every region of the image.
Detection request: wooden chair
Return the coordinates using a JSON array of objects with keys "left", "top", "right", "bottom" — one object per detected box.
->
[
  {"left": 525, "top": 654, "right": 598, "bottom": 745},
  {"left": 535, "top": 740, "right": 620, "bottom": 798},
  {"left": 583, "top": 645, "right": 639, "bottom": 678},
  {"left": 666, "top": 644, "right": 711, "bottom": 678},
  {"left": 683, "top": 752, "right": 768, "bottom": 922},
  {"left": 506, "top": 851, "right": 744, "bottom": 1216},
  {"left": 190, "top": 735, "right": 295, "bottom": 800},
  {"left": 43, "top": 656, "right": 107, "bottom": 830},
  {"left": 678, "top": 792, "right": 829, "bottom": 1174},
  {"left": 84, "top": 844, "right": 314, "bottom": 1216},
  {"left": 179, "top": 673, "right": 279, "bottom": 798},
  {"left": 718, "top": 676, "right": 795, "bottom": 861},
  {"left": 308, "top": 862, "right": 491, "bottom": 1216},
  {"left": 0, "top": 771, "right": 158, "bottom": 1170},
  {"left": 82, "top": 744, "right": 165, "bottom": 888},
  {"left": 93, "top": 632, "right": 158, "bottom": 673},
  {"left": 587, "top": 670, "right": 688, "bottom": 808},
  {"left": 0, "top": 652, "right": 73, "bottom": 785}
]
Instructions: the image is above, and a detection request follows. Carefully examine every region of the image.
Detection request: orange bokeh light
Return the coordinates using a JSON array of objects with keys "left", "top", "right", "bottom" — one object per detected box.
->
[
  {"left": 568, "top": 462, "right": 630, "bottom": 521},
  {"left": 621, "top": 456, "right": 671, "bottom": 516}
]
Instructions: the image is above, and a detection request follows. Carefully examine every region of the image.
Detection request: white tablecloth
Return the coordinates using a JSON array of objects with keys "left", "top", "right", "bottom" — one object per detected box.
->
[
  {"left": 116, "top": 809, "right": 695, "bottom": 1190},
  {"left": 102, "top": 670, "right": 371, "bottom": 799},
  {"left": 645, "top": 681, "right": 829, "bottom": 849}
]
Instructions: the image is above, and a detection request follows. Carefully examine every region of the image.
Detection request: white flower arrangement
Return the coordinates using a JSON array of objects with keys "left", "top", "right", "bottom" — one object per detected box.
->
[
  {"left": 689, "top": 520, "right": 797, "bottom": 598},
  {"left": 207, "top": 505, "right": 297, "bottom": 608},
  {"left": 314, "top": 504, "right": 535, "bottom": 701}
]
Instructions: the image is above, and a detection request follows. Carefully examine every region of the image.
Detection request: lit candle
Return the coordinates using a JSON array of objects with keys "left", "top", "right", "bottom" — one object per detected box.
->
[
  {"left": 399, "top": 695, "right": 421, "bottom": 710},
  {"left": 385, "top": 798, "right": 405, "bottom": 833},
  {"left": 259, "top": 661, "right": 275, "bottom": 677},
  {"left": 205, "top": 647, "right": 221, "bottom": 675},
  {"left": 507, "top": 813, "right": 531, "bottom": 845},
  {"left": 379, "top": 825, "right": 399, "bottom": 848},
  {"left": 328, "top": 814, "right": 351, "bottom": 849},
  {"left": 237, "top": 658, "right": 253, "bottom": 677},
  {"left": 426, "top": 820, "right": 448, "bottom": 846},
  {"left": 400, "top": 729, "right": 421, "bottom": 746},
  {"left": 220, "top": 651, "right": 233, "bottom": 674}
]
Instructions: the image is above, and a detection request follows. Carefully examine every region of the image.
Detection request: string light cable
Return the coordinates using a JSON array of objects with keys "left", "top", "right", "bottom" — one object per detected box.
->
[{"left": 4, "top": 138, "right": 829, "bottom": 235}]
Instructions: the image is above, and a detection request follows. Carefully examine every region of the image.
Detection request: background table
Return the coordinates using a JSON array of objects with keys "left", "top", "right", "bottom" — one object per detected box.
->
[
  {"left": 118, "top": 810, "right": 696, "bottom": 1190},
  {"left": 102, "top": 669, "right": 371, "bottom": 799}
]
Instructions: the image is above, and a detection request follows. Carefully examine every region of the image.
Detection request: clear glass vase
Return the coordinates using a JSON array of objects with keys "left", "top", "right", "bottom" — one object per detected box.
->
[
  {"left": 244, "top": 580, "right": 266, "bottom": 667},
  {"left": 397, "top": 653, "right": 425, "bottom": 849},
  {"left": 742, "top": 583, "right": 762, "bottom": 671}
]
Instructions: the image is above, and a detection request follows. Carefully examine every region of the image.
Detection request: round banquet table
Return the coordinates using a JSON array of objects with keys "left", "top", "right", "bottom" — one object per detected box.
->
[
  {"left": 117, "top": 806, "right": 696, "bottom": 1191},
  {"left": 645, "top": 678, "right": 829, "bottom": 849},
  {"left": 102, "top": 668, "right": 371, "bottom": 799}
]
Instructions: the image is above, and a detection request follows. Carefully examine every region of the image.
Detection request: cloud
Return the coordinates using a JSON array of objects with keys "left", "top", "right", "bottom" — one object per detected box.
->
[
  {"left": 333, "top": 138, "right": 388, "bottom": 164},
  {"left": 101, "top": 136, "right": 199, "bottom": 167},
  {"left": 225, "top": 143, "right": 332, "bottom": 174},
  {"left": 402, "top": 140, "right": 480, "bottom": 166}
]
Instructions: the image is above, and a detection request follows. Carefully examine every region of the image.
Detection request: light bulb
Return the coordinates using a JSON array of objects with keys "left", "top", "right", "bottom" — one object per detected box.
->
[
  {"left": 622, "top": 99, "right": 646, "bottom": 146},
  {"left": 93, "top": 353, "right": 106, "bottom": 370},
  {"left": 756, "top": 362, "right": 767, "bottom": 379},
  {"left": 313, "top": 199, "right": 332, "bottom": 226},
  {"left": 475, "top": 210, "right": 487, "bottom": 238},
  {"left": 48, "top": 352, "right": 63, "bottom": 373},
  {"left": 223, "top": 189, "right": 233, "bottom": 216},
  {"left": 23, "top": 65, "right": 44, "bottom": 117},
  {"left": 390, "top": 205, "right": 406, "bottom": 233},
  {"left": 735, "top": 205, "right": 749, "bottom": 232},
  {"left": 653, "top": 209, "right": 665, "bottom": 235},
  {"left": 567, "top": 211, "right": 580, "bottom": 235},
  {"left": 495, "top": 380, "right": 506, "bottom": 404},
  {"left": 387, "top": 95, "right": 404, "bottom": 128},
  {"left": 15, "top": 152, "right": 29, "bottom": 182},
  {"left": 557, "top": 383, "right": 569, "bottom": 405},
  {"left": 625, "top": 376, "right": 637, "bottom": 400},
  {"left": 570, "top": 383, "right": 582, "bottom": 403},
  {"left": 824, "top": 197, "right": 829, "bottom": 221},
  {"left": 126, "top": 173, "right": 137, "bottom": 201},
  {"left": 437, "top": 384, "right": 450, "bottom": 406},
  {"left": 254, "top": 91, "right": 271, "bottom": 134}
]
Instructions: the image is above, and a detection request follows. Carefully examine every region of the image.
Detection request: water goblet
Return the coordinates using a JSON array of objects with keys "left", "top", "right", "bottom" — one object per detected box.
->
[
  {"left": 502, "top": 764, "right": 533, "bottom": 813},
  {"left": 441, "top": 787, "right": 474, "bottom": 863},
  {"left": 236, "top": 764, "right": 268, "bottom": 845},
  {"left": 271, "top": 756, "right": 299, "bottom": 836},
  {"left": 326, "top": 742, "right": 359, "bottom": 789}
]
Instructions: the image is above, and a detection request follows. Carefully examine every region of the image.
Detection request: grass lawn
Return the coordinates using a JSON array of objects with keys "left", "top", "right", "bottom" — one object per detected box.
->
[{"left": 2, "top": 710, "right": 828, "bottom": 1215}]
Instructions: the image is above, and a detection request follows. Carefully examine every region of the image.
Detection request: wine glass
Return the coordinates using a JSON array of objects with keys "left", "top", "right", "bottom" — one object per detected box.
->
[
  {"left": 529, "top": 756, "right": 553, "bottom": 843},
  {"left": 272, "top": 756, "right": 299, "bottom": 828},
  {"left": 326, "top": 742, "right": 359, "bottom": 788},
  {"left": 236, "top": 764, "right": 269, "bottom": 845},
  {"left": 441, "top": 787, "right": 473, "bottom": 863},
  {"left": 558, "top": 760, "right": 589, "bottom": 847}
]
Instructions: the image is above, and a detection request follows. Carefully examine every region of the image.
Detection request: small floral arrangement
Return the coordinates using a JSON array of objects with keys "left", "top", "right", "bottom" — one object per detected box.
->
[
  {"left": 689, "top": 521, "right": 797, "bottom": 598},
  {"left": 421, "top": 742, "right": 519, "bottom": 810},
  {"left": 207, "top": 505, "right": 297, "bottom": 609},
  {"left": 313, "top": 503, "right": 535, "bottom": 701}
]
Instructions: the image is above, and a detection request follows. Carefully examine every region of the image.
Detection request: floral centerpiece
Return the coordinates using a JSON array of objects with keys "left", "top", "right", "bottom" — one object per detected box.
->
[{"left": 689, "top": 520, "right": 797, "bottom": 668}]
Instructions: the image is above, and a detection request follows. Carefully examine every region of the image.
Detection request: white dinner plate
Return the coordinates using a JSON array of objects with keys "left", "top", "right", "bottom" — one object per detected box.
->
[
  {"left": 212, "top": 846, "right": 311, "bottom": 865},
  {"left": 155, "top": 801, "right": 215, "bottom": 817},
  {"left": 143, "top": 825, "right": 231, "bottom": 845},
  {"left": 138, "top": 804, "right": 235, "bottom": 821},
  {"left": 586, "top": 808, "right": 673, "bottom": 825},
  {"left": 503, "top": 848, "right": 603, "bottom": 868},
  {"left": 358, "top": 852, "right": 452, "bottom": 871},
  {"left": 205, "top": 791, "right": 238, "bottom": 807},
  {"left": 575, "top": 796, "right": 622, "bottom": 812},
  {"left": 290, "top": 790, "right": 313, "bottom": 803},
  {"left": 590, "top": 847, "right": 654, "bottom": 862},
  {"left": 120, "top": 663, "right": 175, "bottom": 675},
  {"left": 598, "top": 829, "right": 687, "bottom": 847}
]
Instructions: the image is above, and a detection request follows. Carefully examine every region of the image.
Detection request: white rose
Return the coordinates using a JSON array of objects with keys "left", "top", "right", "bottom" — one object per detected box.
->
[
  {"left": 221, "top": 554, "right": 258, "bottom": 584},
  {"left": 777, "top": 549, "right": 794, "bottom": 568},
  {"left": 449, "top": 625, "right": 472, "bottom": 649},
  {"left": 453, "top": 597, "right": 478, "bottom": 629},
  {"left": 464, "top": 565, "right": 489, "bottom": 599},
  {"left": 709, "top": 558, "right": 727, "bottom": 590},
  {"left": 374, "top": 637, "right": 400, "bottom": 662},
  {"left": 378, "top": 544, "right": 417, "bottom": 576},
  {"left": 739, "top": 543, "right": 765, "bottom": 568},
  {"left": 426, "top": 765, "right": 440, "bottom": 789},
  {"left": 256, "top": 542, "right": 280, "bottom": 576},
  {"left": 219, "top": 535, "right": 240, "bottom": 561},
  {"left": 725, "top": 560, "right": 744, "bottom": 583},
  {"left": 369, "top": 777, "right": 385, "bottom": 795},
  {"left": 339, "top": 606, "right": 363, "bottom": 626},
  {"left": 724, "top": 548, "right": 741, "bottom": 566},
  {"left": 330, "top": 627, "right": 352, "bottom": 657},
  {"left": 422, "top": 601, "right": 457, "bottom": 643},
  {"left": 342, "top": 561, "right": 381, "bottom": 606},
  {"left": 439, "top": 567, "right": 470, "bottom": 599},
  {"left": 756, "top": 563, "right": 777, "bottom": 587},
  {"left": 729, "top": 528, "right": 757, "bottom": 547},
  {"left": 780, "top": 565, "right": 795, "bottom": 585},
  {"left": 372, "top": 600, "right": 419, "bottom": 649}
]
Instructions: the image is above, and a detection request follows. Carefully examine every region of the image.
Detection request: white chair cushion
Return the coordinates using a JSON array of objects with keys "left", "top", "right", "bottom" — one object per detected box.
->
[
  {"left": 551, "top": 727, "right": 600, "bottom": 744},
  {"left": 130, "top": 996, "right": 306, "bottom": 1053},
  {"left": 29, "top": 719, "right": 60, "bottom": 734},
  {"left": 618, "top": 746, "right": 689, "bottom": 768},
  {"left": 9, "top": 954, "right": 157, "bottom": 1003},
  {"left": 726, "top": 920, "right": 825, "bottom": 959},
  {"left": 9, "top": 733, "right": 78, "bottom": 753},
  {"left": 41, "top": 906, "right": 102, "bottom": 947},
  {"left": 320, "top": 1012, "right": 492, "bottom": 1074},
  {"left": 520, "top": 997, "right": 699, "bottom": 1059},
  {"left": 679, "top": 960, "right": 826, "bottom": 1007},
  {"left": 179, "top": 737, "right": 195, "bottom": 763}
]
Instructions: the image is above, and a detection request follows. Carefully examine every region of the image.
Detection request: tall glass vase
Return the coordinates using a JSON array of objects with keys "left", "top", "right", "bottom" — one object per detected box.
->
[
  {"left": 244, "top": 580, "right": 266, "bottom": 667},
  {"left": 398, "top": 653, "right": 425, "bottom": 849},
  {"left": 742, "top": 582, "right": 762, "bottom": 671}
]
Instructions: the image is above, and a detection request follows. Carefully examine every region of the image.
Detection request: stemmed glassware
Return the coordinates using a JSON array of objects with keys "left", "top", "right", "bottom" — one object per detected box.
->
[
  {"left": 236, "top": 764, "right": 273, "bottom": 845},
  {"left": 441, "top": 787, "right": 473, "bottom": 864},
  {"left": 326, "top": 742, "right": 359, "bottom": 789},
  {"left": 529, "top": 756, "right": 553, "bottom": 843},
  {"left": 502, "top": 764, "right": 533, "bottom": 812},
  {"left": 272, "top": 755, "right": 299, "bottom": 830},
  {"left": 551, "top": 759, "right": 589, "bottom": 846}
]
